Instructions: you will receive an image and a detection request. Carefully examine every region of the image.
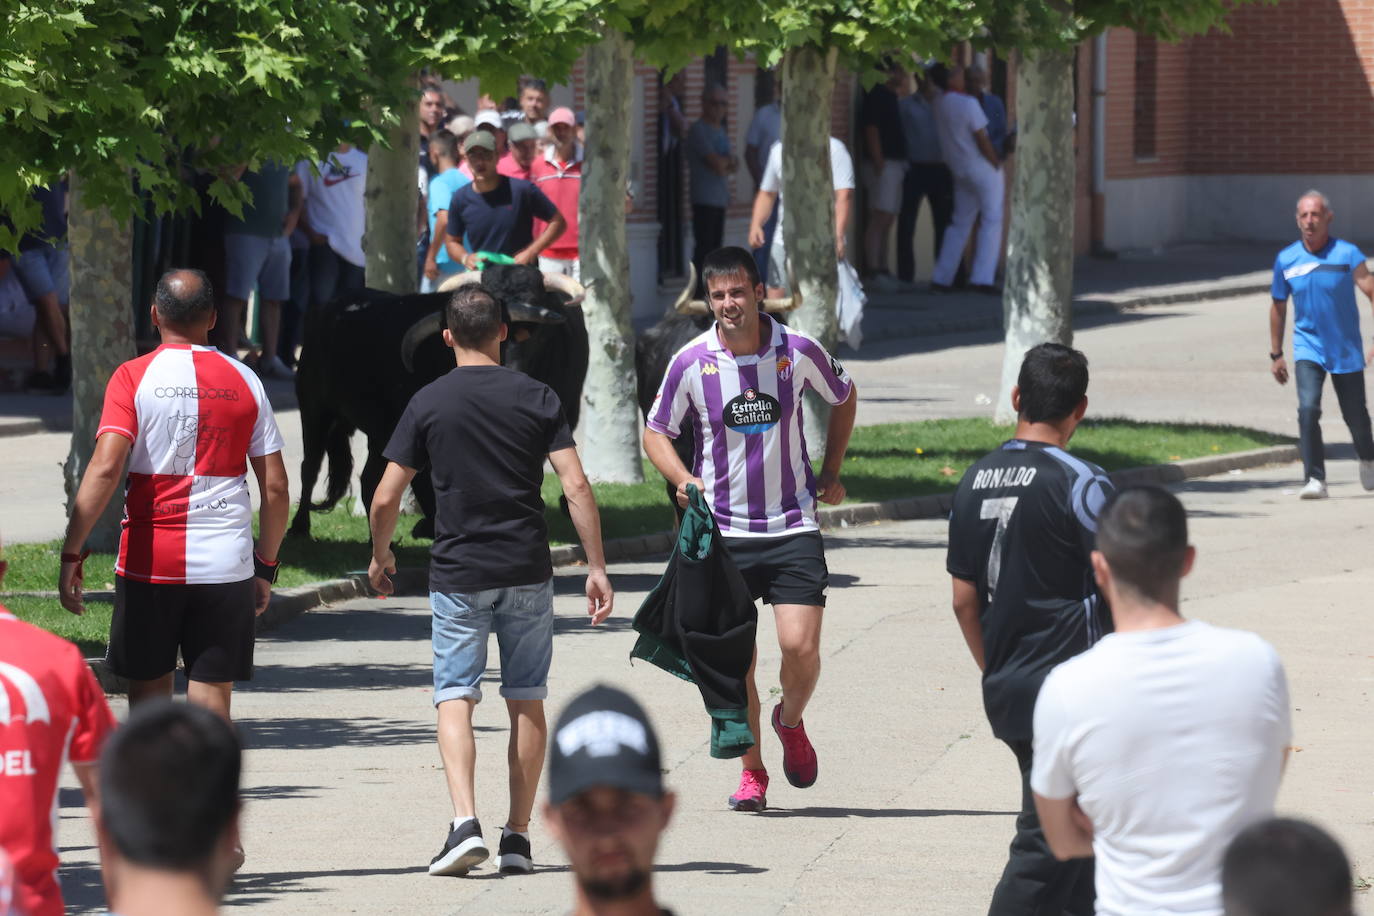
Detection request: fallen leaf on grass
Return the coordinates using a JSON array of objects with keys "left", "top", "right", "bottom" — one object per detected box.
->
[{"left": 940, "top": 465, "right": 957, "bottom": 477}]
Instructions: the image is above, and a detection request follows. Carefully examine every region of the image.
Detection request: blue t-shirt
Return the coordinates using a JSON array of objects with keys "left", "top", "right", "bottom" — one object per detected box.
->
[
  {"left": 444, "top": 176, "right": 558, "bottom": 258},
  {"left": 1272, "top": 237, "right": 1369, "bottom": 373},
  {"left": 427, "top": 167, "right": 472, "bottom": 269}
]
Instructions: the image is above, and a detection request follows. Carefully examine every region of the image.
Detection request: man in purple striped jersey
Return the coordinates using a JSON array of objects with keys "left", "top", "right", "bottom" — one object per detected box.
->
[{"left": 643, "top": 246, "right": 858, "bottom": 813}]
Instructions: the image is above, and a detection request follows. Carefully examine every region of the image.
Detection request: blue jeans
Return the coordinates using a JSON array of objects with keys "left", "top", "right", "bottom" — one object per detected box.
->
[
  {"left": 430, "top": 579, "right": 554, "bottom": 705},
  {"left": 307, "top": 243, "right": 365, "bottom": 308},
  {"left": 1295, "top": 359, "right": 1374, "bottom": 481}
]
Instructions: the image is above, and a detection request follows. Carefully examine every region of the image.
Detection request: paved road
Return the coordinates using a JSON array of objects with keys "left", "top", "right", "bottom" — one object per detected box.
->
[{"left": 51, "top": 462, "right": 1373, "bottom": 914}]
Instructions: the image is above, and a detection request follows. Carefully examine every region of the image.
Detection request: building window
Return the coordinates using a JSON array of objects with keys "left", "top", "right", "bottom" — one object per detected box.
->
[{"left": 1133, "top": 34, "right": 1157, "bottom": 160}]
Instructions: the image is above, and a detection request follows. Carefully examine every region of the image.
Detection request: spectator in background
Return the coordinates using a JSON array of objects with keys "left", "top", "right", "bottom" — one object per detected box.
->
[
  {"left": 469, "top": 111, "right": 508, "bottom": 170},
  {"left": 444, "top": 132, "right": 566, "bottom": 267},
  {"left": 931, "top": 64, "right": 1004, "bottom": 295},
  {"left": 296, "top": 142, "right": 368, "bottom": 306},
  {"left": 544, "top": 685, "right": 677, "bottom": 916},
  {"left": 519, "top": 77, "right": 551, "bottom": 137},
  {"left": 749, "top": 136, "right": 855, "bottom": 297},
  {"left": 12, "top": 183, "right": 71, "bottom": 393},
  {"left": 217, "top": 161, "right": 301, "bottom": 380},
  {"left": 897, "top": 66, "right": 953, "bottom": 287},
  {"left": 1, "top": 534, "right": 117, "bottom": 916},
  {"left": 1032, "top": 486, "right": 1290, "bottom": 916},
  {"left": 745, "top": 78, "right": 782, "bottom": 285},
  {"left": 423, "top": 130, "right": 472, "bottom": 292},
  {"left": 532, "top": 108, "right": 583, "bottom": 279},
  {"left": 278, "top": 172, "right": 311, "bottom": 369},
  {"left": 968, "top": 66, "right": 1010, "bottom": 159},
  {"left": 859, "top": 59, "right": 908, "bottom": 291},
  {"left": 96, "top": 701, "right": 244, "bottom": 916},
  {"left": 419, "top": 86, "right": 449, "bottom": 182},
  {"left": 687, "top": 83, "right": 738, "bottom": 285},
  {"left": 448, "top": 114, "right": 476, "bottom": 141},
  {"left": 499, "top": 122, "right": 540, "bottom": 182},
  {"left": 657, "top": 70, "right": 690, "bottom": 281},
  {"left": 1222, "top": 819, "right": 1355, "bottom": 916}
]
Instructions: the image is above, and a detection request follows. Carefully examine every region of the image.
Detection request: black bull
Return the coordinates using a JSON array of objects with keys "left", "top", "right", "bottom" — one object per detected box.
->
[{"left": 288, "top": 264, "right": 587, "bottom": 539}]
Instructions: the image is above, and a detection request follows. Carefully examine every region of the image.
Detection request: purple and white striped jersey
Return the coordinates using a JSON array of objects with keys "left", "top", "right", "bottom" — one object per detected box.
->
[{"left": 647, "top": 314, "right": 853, "bottom": 538}]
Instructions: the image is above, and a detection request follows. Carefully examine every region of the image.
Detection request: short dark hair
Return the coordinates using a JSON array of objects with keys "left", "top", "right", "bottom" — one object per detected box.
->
[
  {"left": 429, "top": 129, "right": 459, "bottom": 162},
  {"left": 446, "top": 285, "right": 502, "bottom": 348},
  {"left": 1095, "top": 487, "right": 1189, "bottom": 602},
  {"left": 927, "top": 62, "right": 950, "bottom": 91},
  {"left": 1222, "top": 818, "right": 1354, "bottom": 916},
  {"left": 1016, "top": 342, "right": 1089, "bottom": 423},
  {"left": 701, "top": 246, "right": 760, "bottom": 293},
  {"left": 99, "top": 700, "right": 240, "bottom": 870},
  {"left": 154, "top": 269, "right": 215, "bottom": 327},
  {"left": 519, "top": 76, "right": 548, "bottom": 94}
]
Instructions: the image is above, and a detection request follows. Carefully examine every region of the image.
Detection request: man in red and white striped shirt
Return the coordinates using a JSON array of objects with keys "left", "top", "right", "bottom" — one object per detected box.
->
[{"left": 59, "top": 269, "right": 290, "bottom": 722}]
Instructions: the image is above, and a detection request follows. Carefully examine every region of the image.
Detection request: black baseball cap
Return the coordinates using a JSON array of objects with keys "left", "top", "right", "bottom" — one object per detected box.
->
[{"left": 548, "top": 685, "right": 663, "bottom": 805}]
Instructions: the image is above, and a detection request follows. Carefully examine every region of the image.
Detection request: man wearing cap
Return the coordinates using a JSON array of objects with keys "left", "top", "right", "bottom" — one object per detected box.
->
[
  {"left": 499, "top": 122, "right": 540, "bottom": 182},
  {"left": 532, "top": 107, "right": 583, "bottom": 279},
  {"left": 445, "top": 131, "right": 566, "bottom": 267},
  {"left": 461, "top": 111, "right": 508, "bottom": 179},
  {"left": 546, "top": 685, "right": 677, "bottom": 916}
]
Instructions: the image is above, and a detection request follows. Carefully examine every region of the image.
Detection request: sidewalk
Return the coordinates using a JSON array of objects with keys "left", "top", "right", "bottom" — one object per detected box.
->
[{"left": 0, "top": 243, "right": 1285, "bottom": 439}]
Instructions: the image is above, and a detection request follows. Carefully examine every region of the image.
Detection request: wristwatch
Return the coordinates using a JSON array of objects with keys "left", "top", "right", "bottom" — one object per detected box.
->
[{"left": 1269, "top": 350, "right": 1283, "bottom": 361}]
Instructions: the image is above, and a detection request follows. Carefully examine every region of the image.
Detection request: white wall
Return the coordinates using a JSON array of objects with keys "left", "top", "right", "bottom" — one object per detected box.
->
[{"left": 1104, "top": 174, "right": 1374, "bottom": 251}]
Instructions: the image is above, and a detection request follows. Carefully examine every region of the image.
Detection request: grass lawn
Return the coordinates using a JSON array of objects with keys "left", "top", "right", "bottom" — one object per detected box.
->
[{"left": 2, "top": 417, "right": 1289, "bottom": 654}]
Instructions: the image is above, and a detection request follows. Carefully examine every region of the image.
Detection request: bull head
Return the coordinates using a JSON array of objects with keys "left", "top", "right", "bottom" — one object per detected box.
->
[
  {"left": 401, "top": 270, "right": 583, "bottom": 374},
  {"left": 671, "top": 262, "right": 803, "bottom": 317}
]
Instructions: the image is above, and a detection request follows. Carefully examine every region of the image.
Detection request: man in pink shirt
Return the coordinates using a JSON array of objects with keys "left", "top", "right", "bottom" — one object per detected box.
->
[
  {"left": 532, "top": 108, "right": 582, "bottom": 279},
  {"left": 498, "top": 122, "right": 540, "bottom": 182}
]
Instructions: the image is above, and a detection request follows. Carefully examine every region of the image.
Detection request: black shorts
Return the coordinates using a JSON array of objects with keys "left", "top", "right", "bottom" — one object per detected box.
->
[
  {"left": 109, "top": 576, "right": 256, "bottom": 683},
  {"left": 721, "top": 530, "right": 829, "bottom": 607}
]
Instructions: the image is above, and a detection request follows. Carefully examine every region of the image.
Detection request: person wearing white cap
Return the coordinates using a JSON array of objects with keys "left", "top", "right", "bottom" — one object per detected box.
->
[
  {"left": 545, "top": 685, "right": 677, "bottom": 916},
  {"left": 461, "top": 110, "right": 508, "bottom": 179}
]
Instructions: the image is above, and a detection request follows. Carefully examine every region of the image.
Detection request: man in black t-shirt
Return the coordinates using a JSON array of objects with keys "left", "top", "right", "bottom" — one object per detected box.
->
[
  {"left": 444, "top": 131, "right": 566, "bottom": 267},
  {"left": 860, "top": 59, "right": 909, "bottom": 290},
  {"left": 946, "top": 343, "right": 1112, "bottom": 916},
  {"left": 367, "top": 285, "right": 613, "bottom": 879}
]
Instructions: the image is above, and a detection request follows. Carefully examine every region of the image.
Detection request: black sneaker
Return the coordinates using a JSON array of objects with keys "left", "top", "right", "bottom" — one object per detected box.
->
[
  {"left": 428, "top": 818, "right": 488, "bottom": 876},
  {"left": 24, "top": 370, "right": 58, "bottom": 394},
  {"left": 53, "top": 353, "right": 72, "bottom": 392},
  {"left": 497, "top": 829, "right": 533, "bottom": 874}
]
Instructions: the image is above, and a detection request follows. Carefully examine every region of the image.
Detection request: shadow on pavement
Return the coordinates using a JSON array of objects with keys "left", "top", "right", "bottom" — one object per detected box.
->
[
  {"left": 759, "top": 806, "right": 1017, "bottom": 819},
  {"left": 224, "top": 866, "right": 419, "bottom": 905},
  {"left": 59, "top": 863, "right": 105, "bottom": 912},
  {"left": 263, "top": 606, "right": 432, "bottom": 644},
  {"left": 236, "top": 716, "right": 480, "bottom": 751},
  {"left": 240, "top": 784, "right": 327, "bottom": 801},
  {"left": 252, "top": 661, "right": 434, "bottom": 692},
  {"left": 535, "top": 860, "right": 768, "bottom": 876}
]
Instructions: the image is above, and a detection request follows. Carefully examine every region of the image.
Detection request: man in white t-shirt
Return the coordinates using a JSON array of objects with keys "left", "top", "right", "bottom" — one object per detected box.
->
[
  {"left": 931, "top": 64, "right": 1003, "bottom": 294},
  {"left": 747, "top": 138, "right": 855, "bottom": 298},
  {"left": 295, "top": 143, "right": 368, "bottom": 307},
  {"left": 1032, "top": 486, "right": 1291, "bottom": 916}
]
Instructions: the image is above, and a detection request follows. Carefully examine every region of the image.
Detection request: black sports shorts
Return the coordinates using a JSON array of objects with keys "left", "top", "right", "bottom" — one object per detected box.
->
[
  {"left": 109, "top": 576, "right": 256, "bottom": 683},
  {"left": 721, "top": 530, "right": 829, "bottom": 607}
]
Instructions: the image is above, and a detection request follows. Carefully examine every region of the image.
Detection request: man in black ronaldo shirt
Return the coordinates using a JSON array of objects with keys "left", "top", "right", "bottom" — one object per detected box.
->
[{"left": 946, "top": 342, "right": 1114, "bottom": 916}]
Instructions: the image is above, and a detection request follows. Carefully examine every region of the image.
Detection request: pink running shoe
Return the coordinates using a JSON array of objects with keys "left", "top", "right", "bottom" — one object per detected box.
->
[
  {"left": 772, "top": 703, "right": 818, "bottom": 788},
  {"left": 728, "top": 768, "right": 769, "bottom": 812}
]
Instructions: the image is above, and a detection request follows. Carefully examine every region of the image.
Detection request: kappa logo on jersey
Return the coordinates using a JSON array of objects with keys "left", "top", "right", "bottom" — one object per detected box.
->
[
  {"left": 829, "top": 354, "right": 846, "bottom": 379},
  {"left": 0, "top": 661, "right": 51, "bottom": 726},
  {"left": 776, "top": 356, "right": 793, "bottom": 380},
  {"left": 723, "top": 387, "right": 781, "bottom": 435},
  {"left": 701, "top": 362, "right": 719, "bottom": 376}
]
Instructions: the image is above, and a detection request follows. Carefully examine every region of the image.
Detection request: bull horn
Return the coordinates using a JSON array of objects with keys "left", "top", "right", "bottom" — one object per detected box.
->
[
  {"left": 508, "top": 301, "right": 566, "bottom": 325},
  {"left": 542, "top": 271, "right": 585, "bottom": 305},
  {"left": 671, "top": 263, "right": 711, "bottom": 316},
  {"left": 400, "top": 312, "right": 445, "bottom": 374},
  {"left": 436, "top": 271, "right": 484, "bottom": 293},
  {"left": 761, "top": 258, "right": 802, "bottom": 312}
]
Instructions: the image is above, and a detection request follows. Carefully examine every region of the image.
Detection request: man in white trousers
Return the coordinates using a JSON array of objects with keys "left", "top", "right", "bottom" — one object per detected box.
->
[{"left": 930, "top": 64, "right": 1004, "bottom": 295}]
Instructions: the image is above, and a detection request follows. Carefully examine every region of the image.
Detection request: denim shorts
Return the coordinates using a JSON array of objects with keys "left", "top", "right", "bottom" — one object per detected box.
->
[
  {"left": 430, "top": 578, "right": 554, "bottom": 705},
  {"left": 224, "top": 233, "right": 291, "bottom": 300}
]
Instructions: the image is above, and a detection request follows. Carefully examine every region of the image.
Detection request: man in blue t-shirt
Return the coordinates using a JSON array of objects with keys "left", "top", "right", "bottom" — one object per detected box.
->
[
  {"left": 1269, "top": 190, "right": 1374, "bottom": 498},
  {"left": 444, "top": 132, "right": 565, "bottom": 268},
  {"left": 422, "top": 130, "right": 472, "bottom": 292}
]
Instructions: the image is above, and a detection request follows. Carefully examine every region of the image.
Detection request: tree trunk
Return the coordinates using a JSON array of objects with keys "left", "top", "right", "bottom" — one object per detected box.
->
[
  {"left": 64, "top": 170, "right": 136, "bottom": 550},
  {"left": 780, "top": 45, "right": 840, "bottom": 447},
  {"left": 577, "top": 28, "right": 643, "bottom": 483},
  {"left": 994, "top": 47, "right": 1076, "bottom": 424},
  {"left": 364, "top": 84, "right": 420, "bottom": 294}
]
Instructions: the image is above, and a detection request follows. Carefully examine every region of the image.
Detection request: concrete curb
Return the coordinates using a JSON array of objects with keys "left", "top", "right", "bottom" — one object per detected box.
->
[{"left": 83, "top": 443, "right": 1297, "bottom": 694}]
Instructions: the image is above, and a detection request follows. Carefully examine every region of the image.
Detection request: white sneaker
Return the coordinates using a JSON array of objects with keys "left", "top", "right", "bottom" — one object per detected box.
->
[
  {"left": 1360, "top": 460, "right": 1374, "bottom": 491},
  {"left": 258, "top": 355, "right": 295, "bottom": 380},
  {"left": 1299, "top": 478, "right": 1328, "bottom": 500}
]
